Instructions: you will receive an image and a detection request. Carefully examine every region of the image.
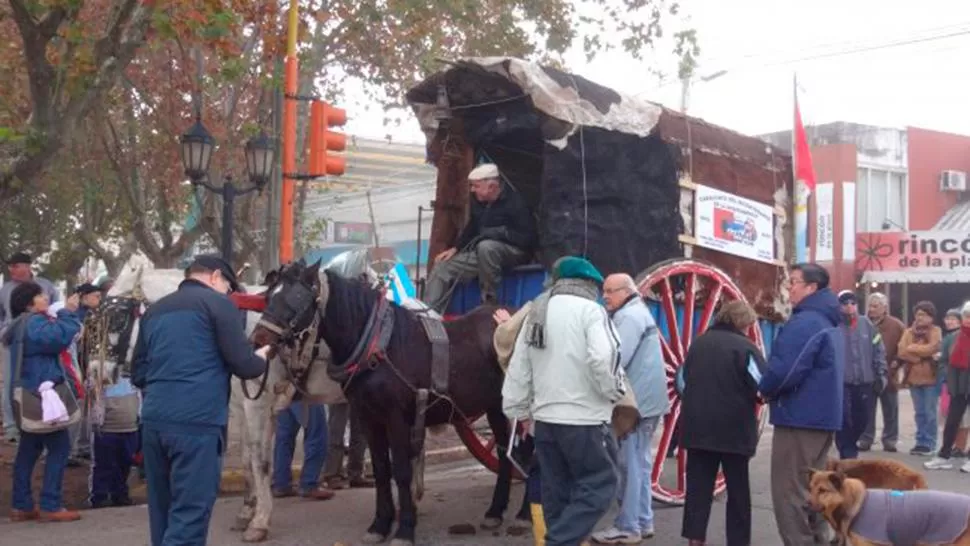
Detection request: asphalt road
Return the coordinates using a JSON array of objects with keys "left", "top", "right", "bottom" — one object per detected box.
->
[{"left": 3, "top": 395, "right": 969, "bottom": 545}]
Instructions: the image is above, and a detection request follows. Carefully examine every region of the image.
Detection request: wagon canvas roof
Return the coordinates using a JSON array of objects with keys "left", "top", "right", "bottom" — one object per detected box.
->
[{"left": 408, "top": 57, "right": 662, "bottom": 149}]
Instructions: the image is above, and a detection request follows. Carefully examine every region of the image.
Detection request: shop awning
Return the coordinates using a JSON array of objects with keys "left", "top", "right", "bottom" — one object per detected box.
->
[
  {"left": 862, "top": 270, "right": 970, "bottom": 284},
  {"left": 933, "top": 199, "right": 970, "bottom": 231}
]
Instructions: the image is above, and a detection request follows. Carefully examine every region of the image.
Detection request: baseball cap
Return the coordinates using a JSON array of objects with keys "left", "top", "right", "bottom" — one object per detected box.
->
[
  {"left": 75, "top": 283, "right": 100, "bottom": 296},
  {"left": 189, "top": 254, "right": 239, "bottom": 293},
  {"left": 7, "top": 252, "right": 31, "bottom": 265},
  {"left": 838, "top": 290, "right": 858, "bottom": 305}
]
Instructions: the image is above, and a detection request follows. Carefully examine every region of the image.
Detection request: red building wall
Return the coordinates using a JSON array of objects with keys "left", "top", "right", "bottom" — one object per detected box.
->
[
  {"left": 810, "top": 143, "right": 858, "bottom": 292},
  {"left": 906, "top": 127, "right": 970, "bottom": 229}
]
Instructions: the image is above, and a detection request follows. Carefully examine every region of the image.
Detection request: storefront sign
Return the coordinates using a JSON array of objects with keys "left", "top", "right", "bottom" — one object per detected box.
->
[
  {"left": 694, "top": 184, "right": 775, "bottom": 264},
  {"left": 855, "top": 231, "right": 970, "bottom": 272},
  {"left": 814, "top": 183, "right": 834, "bottom": 261},
  {"left": 333, "top": 222, "right": 373, "bottom": 244}
]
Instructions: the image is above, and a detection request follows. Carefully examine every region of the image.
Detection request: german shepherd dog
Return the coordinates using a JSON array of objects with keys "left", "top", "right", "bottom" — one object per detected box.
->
[
  {"left": 825, "top": 458, "right": 928, "bottom": 490},
  {"left": 807, "top": 469, "right": 970, "bottom": 546}
]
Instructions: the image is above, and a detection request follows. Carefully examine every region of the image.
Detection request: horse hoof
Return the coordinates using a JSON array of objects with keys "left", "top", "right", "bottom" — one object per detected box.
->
[
  {"left": 360, "top": 532, "right": 386, "bottom": 544},
  {"left": 480, "top": 517, "right": 503, "bottom": 530},
  {"left": 242, "top": 528, "right": 268, "bottom": 543},
  {"left": 231, "top": 517, "right": 252, "bottom": 531},
  {"left": 389, "top": 540, "right": 414, "bottom": 546}
]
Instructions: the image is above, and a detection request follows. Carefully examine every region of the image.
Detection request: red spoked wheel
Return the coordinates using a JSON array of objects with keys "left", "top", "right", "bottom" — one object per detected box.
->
[
  {"left": 454, "top": 415, "right": 526, "bottom": 480},
  {"left": 639, "top": 258, "right": 767, "bottom": 506}
]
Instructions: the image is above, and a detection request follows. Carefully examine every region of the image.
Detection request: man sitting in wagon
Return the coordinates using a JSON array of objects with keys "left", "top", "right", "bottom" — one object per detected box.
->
[{"left": 423, "top": 163, "right": 537, "bottom": 313}]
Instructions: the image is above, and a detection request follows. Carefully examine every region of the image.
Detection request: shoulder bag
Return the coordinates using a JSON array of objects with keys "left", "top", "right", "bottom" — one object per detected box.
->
[{"left": 10, "top": 317, "right": 81, "bottom": 434}]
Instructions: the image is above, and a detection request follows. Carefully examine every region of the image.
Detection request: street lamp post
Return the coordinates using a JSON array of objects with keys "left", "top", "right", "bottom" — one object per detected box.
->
[{"left": 180, "top": 115, "right": 276, "bottom": 264}]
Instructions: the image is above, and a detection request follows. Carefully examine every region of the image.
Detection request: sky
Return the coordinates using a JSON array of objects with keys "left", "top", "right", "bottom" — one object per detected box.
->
[{"left": 343, "top": 0, "right": 970, "bottom": 144}]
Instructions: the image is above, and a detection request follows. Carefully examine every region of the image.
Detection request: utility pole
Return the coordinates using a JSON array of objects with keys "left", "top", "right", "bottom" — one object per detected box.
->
[{"left": 279, "top": 0, "right": 299, "bottom": 264}]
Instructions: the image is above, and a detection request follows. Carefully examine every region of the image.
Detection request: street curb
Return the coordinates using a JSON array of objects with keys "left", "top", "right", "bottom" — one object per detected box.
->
[{"left": 216, "top": 446, "right": 473, "bottom": 494}]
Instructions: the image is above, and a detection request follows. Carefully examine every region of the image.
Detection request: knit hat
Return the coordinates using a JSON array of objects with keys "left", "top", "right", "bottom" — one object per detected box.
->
[
  {"left": 7, "top": 252, "right": 31, "bottom": 265},
  {"left": 553, "top": 257, "right": 604, "bottom": 286}
]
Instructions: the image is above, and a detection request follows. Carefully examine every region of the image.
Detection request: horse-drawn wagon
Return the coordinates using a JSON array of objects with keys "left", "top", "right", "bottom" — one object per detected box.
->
[{"left": 406, "top": 57, "right": 795, "bottom": 504}]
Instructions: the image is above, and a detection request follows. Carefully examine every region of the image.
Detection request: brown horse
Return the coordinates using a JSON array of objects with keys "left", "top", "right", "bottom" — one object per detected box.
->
[{"left": 250, "top": 260, "right": 528, "bottom": 546}]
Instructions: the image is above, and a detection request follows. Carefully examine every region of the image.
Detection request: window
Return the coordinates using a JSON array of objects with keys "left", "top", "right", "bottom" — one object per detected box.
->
[{"left": 856, "top": 167, "right": 906, "bottom": 231}]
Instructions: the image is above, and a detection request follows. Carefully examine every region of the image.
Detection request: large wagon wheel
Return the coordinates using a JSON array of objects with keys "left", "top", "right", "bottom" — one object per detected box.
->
[
  {"left": 454, "top": 415, "right": 526, "bottom": 480},
  {"left": 638, "top": 258, "right": 767, "bottom": 506}
]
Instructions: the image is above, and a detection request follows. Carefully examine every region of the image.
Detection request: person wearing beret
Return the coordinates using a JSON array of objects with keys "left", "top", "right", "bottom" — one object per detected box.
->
[
  {"left": 423, "top": 163, "right": 538, "bottom": 313},
  {"left": 1, "top": 252, "right": 60, "bottom": 444},
  {"left": 131, "top": 254, "right": 271, "bottom": 545}
]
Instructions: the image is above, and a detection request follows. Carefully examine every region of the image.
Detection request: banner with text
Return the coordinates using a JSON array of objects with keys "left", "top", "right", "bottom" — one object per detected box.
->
[
  {"left": 855, "top": 231, "right": 970, "bottom": 272},
  {"left": 842, "top": 183, "right": 856, "bottom": 261},
  {"left": 695, "top": 184, "right": 775, "bottom": 264},
  {"left": 814, "top": 183, "right": 834, "bottom": 261}
]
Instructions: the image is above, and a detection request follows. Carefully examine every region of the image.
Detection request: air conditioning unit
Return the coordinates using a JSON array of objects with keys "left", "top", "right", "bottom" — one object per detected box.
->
[{"left": 940, "top": 170, "right": 967, "bottom": 192}]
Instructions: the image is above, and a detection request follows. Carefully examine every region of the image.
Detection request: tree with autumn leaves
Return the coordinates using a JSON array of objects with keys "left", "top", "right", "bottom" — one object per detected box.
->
[{"left": 0, "top": 0, "right": 697, "bottom": 278}]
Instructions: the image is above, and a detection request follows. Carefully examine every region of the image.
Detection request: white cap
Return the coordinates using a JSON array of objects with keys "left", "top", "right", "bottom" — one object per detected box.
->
[{"left": 468, "top": 163, "right": 499, "bottom": 181}]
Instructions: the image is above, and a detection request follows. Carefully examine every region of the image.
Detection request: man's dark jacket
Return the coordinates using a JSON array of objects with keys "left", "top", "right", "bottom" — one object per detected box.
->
[
  {"left": 680, "top": 323, "right": 768, "bottom": 457},
  {"left": 132, "top": 279, "right": 265, "bottom": 435},
  {"left": 759, "top": 288, "right": 845, "bottom": 431},
  {"left": 455, "top": 185, "right": 537, "bottom": 252}
]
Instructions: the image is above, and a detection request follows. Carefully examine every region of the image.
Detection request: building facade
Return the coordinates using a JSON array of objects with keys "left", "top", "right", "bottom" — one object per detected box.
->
[{"left": 763, "top": 122, "right": 970, "bottom": 320}]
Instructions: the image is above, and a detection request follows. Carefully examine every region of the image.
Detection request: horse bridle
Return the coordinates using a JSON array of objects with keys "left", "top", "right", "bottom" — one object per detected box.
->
[{"left": 244, "top": 274, "right": 330, "bottom": 401}]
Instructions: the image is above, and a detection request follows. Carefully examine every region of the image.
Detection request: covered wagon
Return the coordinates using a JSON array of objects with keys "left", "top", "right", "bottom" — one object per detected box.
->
[{"left": 406, "top": 57, "right": 794, "bottom": 504}]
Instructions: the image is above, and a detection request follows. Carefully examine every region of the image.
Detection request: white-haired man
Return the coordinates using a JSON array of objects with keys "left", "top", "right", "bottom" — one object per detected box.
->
[
  {"left": 592, "top": 273, "right": 668, "bottom": 544},
  {"left": 423, "top": 163, "right": 537, "bottom": 313},
  {"left": 859, "top": 292, "right": 905, "bottom": 453}
]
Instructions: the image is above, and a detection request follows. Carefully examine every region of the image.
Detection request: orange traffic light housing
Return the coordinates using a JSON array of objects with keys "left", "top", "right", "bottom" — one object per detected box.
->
[{"left": 309, "top": 100, "right": 347, "bottom": 176}]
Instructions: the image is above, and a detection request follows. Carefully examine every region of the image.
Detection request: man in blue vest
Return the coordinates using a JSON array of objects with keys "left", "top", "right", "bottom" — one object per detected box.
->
[{"left": 132, "top": 255, "right": 269, "bottom": 545}]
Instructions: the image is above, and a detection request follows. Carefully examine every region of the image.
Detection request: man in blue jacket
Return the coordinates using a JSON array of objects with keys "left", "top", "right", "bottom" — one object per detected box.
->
[
  {"left": 132, "top": 255, "right": 269, "bottom": 546},
  {"left": 759, "top": 263, "right": 845, "bottom": 546}
]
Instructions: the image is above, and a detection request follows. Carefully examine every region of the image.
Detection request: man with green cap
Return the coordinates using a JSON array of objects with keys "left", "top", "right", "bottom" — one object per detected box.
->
[{"left": 503, "top": 256, "right": 625, "bottom": 546}]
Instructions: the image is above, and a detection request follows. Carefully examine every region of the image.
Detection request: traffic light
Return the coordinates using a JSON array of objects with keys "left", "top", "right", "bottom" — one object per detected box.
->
[{"left": 309, "top": 100, "right": 347, "bottom": 176}]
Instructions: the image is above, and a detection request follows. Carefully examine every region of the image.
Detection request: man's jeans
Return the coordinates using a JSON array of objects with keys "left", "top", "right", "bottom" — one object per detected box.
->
[
  {"left": 535, "top": 421, "right": 617, "bottom": 546},
  {"left": 911, "top": 384, "right": 941, "bottom": 450},
  {"left": 272, "top": 401, "right": 327, "bottom": 493},
  {"left": 836, "top": 383, "right": 873, "bottom": 459},
  {"left": 1, "top": 344, "right": 18, "bottom": 440},
  {"left": 614, "top": 416, "right": 660, "bottom": 535},
  {"left": 859, "top": 387, "right": 899, "bottom": 449}
]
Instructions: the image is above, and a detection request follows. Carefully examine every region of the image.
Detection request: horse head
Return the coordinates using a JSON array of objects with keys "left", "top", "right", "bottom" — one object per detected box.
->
[{"left": 250, "top": 259, "right": 327, "bottom": 350}]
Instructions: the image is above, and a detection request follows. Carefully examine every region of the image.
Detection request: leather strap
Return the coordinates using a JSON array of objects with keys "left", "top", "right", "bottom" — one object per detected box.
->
[{"left": 419, "top": 314, "right": 450, "bottom": 395}]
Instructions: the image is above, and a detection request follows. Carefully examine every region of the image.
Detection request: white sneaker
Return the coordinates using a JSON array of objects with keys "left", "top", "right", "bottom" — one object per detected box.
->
[
  {"left": 961, "top": 460, "right": 970, "bottom": 474},
  {"left": 641, "top": 526, "right": 655, "bottom": 539},
  {"left": 924, "top": 457, "right": 954, "bottom": 470},
  {"left": 591, "top": 527, "right": 642, "bottom": 544}
]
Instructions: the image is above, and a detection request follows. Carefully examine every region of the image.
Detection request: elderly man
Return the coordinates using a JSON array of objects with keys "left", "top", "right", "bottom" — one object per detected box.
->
[
  {"left": 759, "top": 263, "right": 844, "bottom": 546},
  {"left": 423, "top": 163, "right": 537, "bottom": 313},
  {"left": 503, "top": 257, "right": 624, "bottom": 546},
  {"left": 859, "top": 292, "right": 905, "bottom": 453},
  {"left": 592, "top": 274, "right": 668, "bottom": 545},
  {"left": 133, "top": 255, "right": 270, "bottom": 545},
  {"left": 0, "top": 252, "right": 60, "bottom": 443},
  {"left": 836, "top": 290, "right": 888, "bottom": 460}
]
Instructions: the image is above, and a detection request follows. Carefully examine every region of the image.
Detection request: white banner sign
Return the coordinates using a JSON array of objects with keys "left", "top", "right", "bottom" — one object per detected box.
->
[
  {"left": 815, "top": 183, "right": 835, "bottom": 261},
  {"left": 842, "top": 182, "right": 856, "bottom": 261},
  {"left": 694, "top": 184, "right": 775, "bottom": 264}
]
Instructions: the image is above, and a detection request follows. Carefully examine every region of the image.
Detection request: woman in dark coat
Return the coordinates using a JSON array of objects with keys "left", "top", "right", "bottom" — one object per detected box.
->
[{"left": 679, "top": 300, "right": 767, "bottom": 546}]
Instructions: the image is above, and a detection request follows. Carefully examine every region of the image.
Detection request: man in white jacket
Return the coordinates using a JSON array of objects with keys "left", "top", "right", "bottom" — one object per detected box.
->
[{"left": 503, "top": 256, "right": 624, "bottom": 546}]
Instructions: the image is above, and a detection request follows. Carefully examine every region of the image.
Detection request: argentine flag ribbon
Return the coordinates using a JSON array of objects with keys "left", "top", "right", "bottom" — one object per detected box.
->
[{"left": 385, "top": 262, "right": 416, "bottom": 304}]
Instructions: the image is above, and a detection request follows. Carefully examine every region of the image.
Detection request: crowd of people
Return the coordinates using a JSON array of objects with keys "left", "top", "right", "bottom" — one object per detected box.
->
[
  {"left": 0, "top": 253, "right": 373, "bottom": 545},
  {"left": 2, "top": 162, "right": 969, "bottom": 546},
  {"left": 500, "top": 259, "right": 970, "bottom": 546}
]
